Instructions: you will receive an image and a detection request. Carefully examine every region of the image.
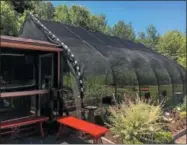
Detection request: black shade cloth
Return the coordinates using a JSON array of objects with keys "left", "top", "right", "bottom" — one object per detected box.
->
[{"left": 19, "top": 15, "right": 186, "bottom": 106}]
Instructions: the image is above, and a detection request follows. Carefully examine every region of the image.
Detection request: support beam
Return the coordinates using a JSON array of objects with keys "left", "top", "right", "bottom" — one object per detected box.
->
[{"left": 0, "top": 90, "right": 49, "bottom": 98}]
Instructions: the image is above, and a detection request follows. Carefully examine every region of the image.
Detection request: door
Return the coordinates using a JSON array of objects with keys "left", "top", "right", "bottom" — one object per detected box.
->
[
  {"left": 37, "top": 53, "right": 54, "bottom": 116},
  {"left": 39, "top": 53, "right": 54, "bottom": 89}
]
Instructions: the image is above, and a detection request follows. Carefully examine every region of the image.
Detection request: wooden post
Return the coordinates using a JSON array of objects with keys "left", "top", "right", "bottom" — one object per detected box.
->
[
  {"left": 37, "top": 55, "right": 40, "bottom": 116},
  {"left": 59, "top": 53, "right": 64, "bottom": 116}
]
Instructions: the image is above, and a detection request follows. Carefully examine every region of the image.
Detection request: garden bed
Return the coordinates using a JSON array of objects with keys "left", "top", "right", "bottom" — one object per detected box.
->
[
  {"left": 102, "top": 116, "right": 187, "bottom": 144},
  {"left": 103, "top": 127, "right": 187, "bottom": 144},
  {"left": 97, "top": 95, "right": 187, "bottom": 144}
]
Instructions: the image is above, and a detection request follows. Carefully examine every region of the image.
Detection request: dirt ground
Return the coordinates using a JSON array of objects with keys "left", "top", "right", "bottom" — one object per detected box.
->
[
  {"left": 172, "top": 128, "right": 187, "bottom": 144},
  {"left": 175, "top": 134, "right": 187, "bottom": 144},
  {"left": 104, "top": 131, "right": 121, "bottom": 144}
]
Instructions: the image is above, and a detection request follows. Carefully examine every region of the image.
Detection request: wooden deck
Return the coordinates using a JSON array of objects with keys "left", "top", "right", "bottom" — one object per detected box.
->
[{"left": 1, "top": 134, "right": 90, "bottom": 144}]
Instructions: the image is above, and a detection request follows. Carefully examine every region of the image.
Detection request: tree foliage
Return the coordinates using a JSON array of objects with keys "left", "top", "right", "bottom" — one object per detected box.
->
[
  {"left": 9, "top": 0, "right": 54, "bottom": 21},
  {"left": 0, "top": 1, "right": 19, "bottom": 36},
  {"left": 31, "top": 1, "right": 55, "bottom": 21},
  {"left": 137, "top": 24, "right": 160, "bottom": 49},
  {"left": 54, "top": 5, "right": 71, "bottom": 24},
  {"left": 112, "top": 20, "right": 136, "bottom": 41},
  {"left": 68, "top": 5, "right": 91, "bottom": 28},
  {"left": 156, "top": 30, "right": 186, "bottom": 68},
  {"left": 54, "top": 5, "right": 107, "bottom": 32},
  {"left": 146, "top": 24, "right": 160, "bottom": 49},
  {"left": 104, "top": 25, "right": 112, "bottom": 35},
  {"left": 9, "top": 0, "right": 31, "bottom": 14},
  {"left": 89, "top": 14, "right": 107, "bottom": 32},
  {"left": 137, "top": 32, "right": 147, "bottom": 45}
]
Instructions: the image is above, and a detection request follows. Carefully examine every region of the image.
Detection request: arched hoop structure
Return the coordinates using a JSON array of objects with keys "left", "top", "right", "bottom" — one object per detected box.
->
[{"left": 19, "top": 13, "right": 186, "bottom": 110}]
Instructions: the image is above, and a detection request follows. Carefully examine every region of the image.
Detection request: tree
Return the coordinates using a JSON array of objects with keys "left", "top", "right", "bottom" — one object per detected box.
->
[
  {"left": 54, "top": 5, "right": 71, "bottom": 24},
  {"left": 54, "top": 4, "right": 91, "bottom": 28},
  {"left": 0, "top": 1, "right": 55, "bottom": 36},
  {"left": 137, "top": 31, "right": 147, "bottom": 45},
  {"left": 177, "top": 35, "right": 186, "bottom": 69},
  {"left": 156, "top": 30, "right": 186, "bottom": 68},
  {"left": 0, "top": 1, "right": 19, "bottom": 36},
  {"left": 112, "top": 20, "right": 136, "bottom": 41},
  {"left": 68, "top": 5, "right": 91, "bottom": 28},
  {"left": 146, "top": 24, "right": 160, "bottom": 49},
  {"left": 9, "top": 0, "right": 54, "bottom": 21},
  {"left": 89, "top": 14, "right": 107, "bottom": 32},
  {"left": 137, "top": 24, "right": 159, "bottom": 49},
  {"left": 104, "top": 25, "right": 112, "bottom": 36},
  {"left": 32, "top": 1, "right": 54, "bottom": 21},
  {"left": 17, "top": 10, "right": 30, "bottom": 32},
  {"left": 54, "top": 5, "right": 109, "bottom": 33},
  {"left": 138, "top": 32, "right": 146, "bottom": 40},
  {"left": 174, "top": 33, "right": 186, "bottom": 69},
  {"left": 9, "top": 0, "right": 31, "bottom": 14}
]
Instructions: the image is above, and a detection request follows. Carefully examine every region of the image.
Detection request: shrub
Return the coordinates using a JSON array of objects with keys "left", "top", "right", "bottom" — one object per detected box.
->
[
  {"left": 85, "top": 83, "right": 114, "bottom": 98},
  {"left": 180, "top": 111, "right": 186, "bottom": 119},
  {"left": 139, "top": 131, "right": 172, "bottom": 143},
  {"left": 107, "top": 98, "right": 170, "bottom": 144},
  {"left": 152, "top": 131, "right": 172, "bottom": 143}
]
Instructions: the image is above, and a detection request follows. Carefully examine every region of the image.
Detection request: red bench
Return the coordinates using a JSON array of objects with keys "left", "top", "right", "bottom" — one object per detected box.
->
[
  {"left": 0, "top": 116, "right": 48, "bottom": 140},
  {"left": 56, "top": 116, "right": 108, "bottom": 144}
]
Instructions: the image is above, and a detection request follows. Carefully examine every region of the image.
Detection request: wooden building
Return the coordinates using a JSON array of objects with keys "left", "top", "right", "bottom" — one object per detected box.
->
[{"left": 0, "top": 35, "right": 64, "bottom": 122}]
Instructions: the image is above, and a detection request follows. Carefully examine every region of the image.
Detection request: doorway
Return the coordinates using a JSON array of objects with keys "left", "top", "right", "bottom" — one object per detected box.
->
[
  {"left": 39, "top": 53, "right": 54, "bottom": 89},
  {"left": 31, "top": 53, "right": 54, "bottom": 116}
]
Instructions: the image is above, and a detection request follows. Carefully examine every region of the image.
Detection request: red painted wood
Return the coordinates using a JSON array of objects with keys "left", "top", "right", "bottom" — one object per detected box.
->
[
  {"left": 0, "top": 89, "right": 49, "bottom": 98},
  {"left": 1, "top": 35, "right": 57, "bottom": 47},
  {"left": 57, "top": 52, "right": 60, "bottom": 87},
  {"left": 0, "top": 41, "right": 63, "bottom": 52},
  {"left": 57, "top": 116, "right": 108, "bottom": 138},
  {"left": 0, "top": 116, "right": 48, "bottom": 129},
  {"left": 0, "top": 126, "right": 34, "bottom": 135}
]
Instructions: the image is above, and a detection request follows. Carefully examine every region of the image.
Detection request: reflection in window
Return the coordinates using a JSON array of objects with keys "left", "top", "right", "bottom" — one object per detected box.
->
[
  {"left": 0, "top": 54, "right": 35, "bottom": 89},
  {"left": 0, "top": 54, "right": 36, "bottom": 120}
]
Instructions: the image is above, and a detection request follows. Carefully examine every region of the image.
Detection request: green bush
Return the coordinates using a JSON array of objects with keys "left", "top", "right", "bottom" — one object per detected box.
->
[
  {"left": 107, "top": 98, "right": 170, "bottom": 144},
  {"left": 152, "top": 131, "right": 172, "bottom": 143},
  {"left": 84, "top": 83, "right": 114, "bottom": 98},
  {"left": 138, "top": 131, "right": 172, "bottom": 144},
  {"left": 85, "top": 83, "right": 105, "bottom": 98},
  {"left": 180, "top": 111, "right": 186, "bottom": 119}
]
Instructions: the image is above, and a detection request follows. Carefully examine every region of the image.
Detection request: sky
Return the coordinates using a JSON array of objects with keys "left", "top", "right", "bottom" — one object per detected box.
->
[{"left": 51, "top": 1, "right": 186, "bottom": 35}]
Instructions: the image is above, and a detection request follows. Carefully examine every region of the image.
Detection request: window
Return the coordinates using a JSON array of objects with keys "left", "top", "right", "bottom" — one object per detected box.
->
[
  {"left": 0, "top": 54, "right": 35, "bottom": 90},
  {"left": 0, "top": 54, "right": 36, "bottom": 118}
]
